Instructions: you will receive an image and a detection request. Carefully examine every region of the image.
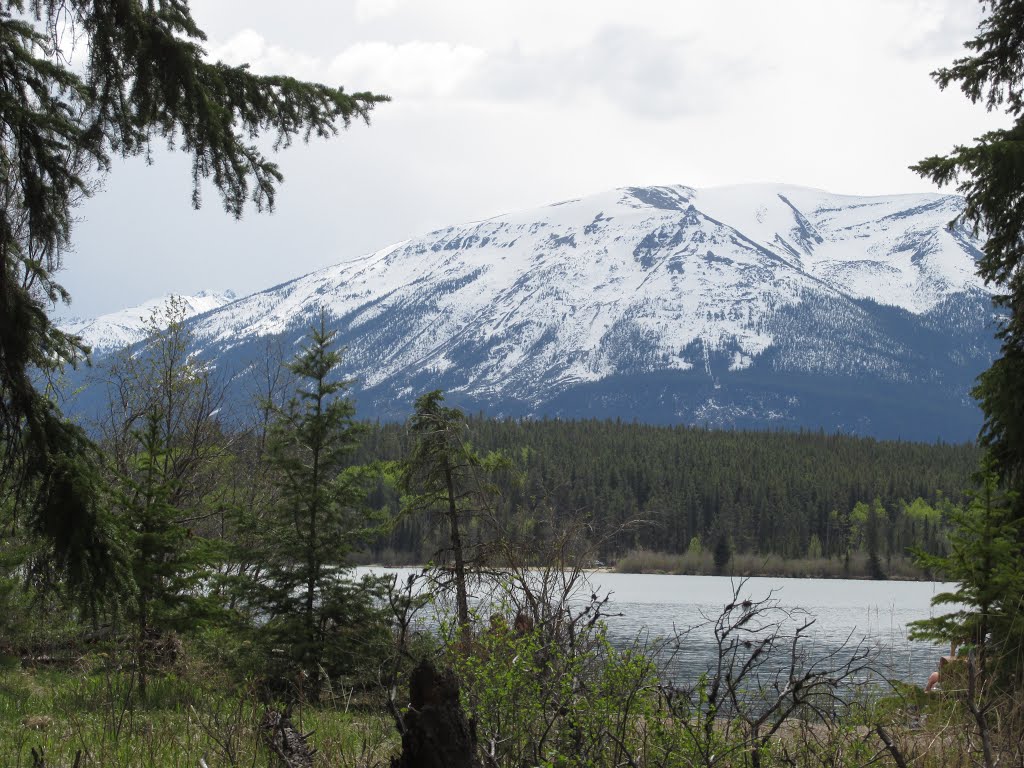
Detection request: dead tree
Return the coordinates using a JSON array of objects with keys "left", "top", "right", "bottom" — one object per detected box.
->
[{"left": 391, "top": 659, "right": 480, "bottom": 768}]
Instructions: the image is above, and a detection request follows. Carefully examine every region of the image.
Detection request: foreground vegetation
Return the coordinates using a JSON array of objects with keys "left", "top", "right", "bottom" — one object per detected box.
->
[
  {"left": 0, "top": 661, "right": 395, "bottom": 767},
  {"left": 0, "top": 307, "right": 1014, "bottom": 766},
  {"left": 2, "top": 570, "right": 1022, "bottom": 768}
]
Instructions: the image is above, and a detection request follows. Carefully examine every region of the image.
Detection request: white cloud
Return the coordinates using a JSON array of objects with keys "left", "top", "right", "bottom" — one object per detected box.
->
[
  {"left": 893, "top": 0, "right": 982, "bottom": 60},
  {"left": 210, "top": 31, "right": 485, "bottom": 98},
  {"left": 462, "top": 26, "right": 745, "bottom": 119},
  {"left": 209, "top": 29, "right": 322, "bottom": 79},
  {"left": 328, "top": 41, "right": 486, "bottom": 97}
]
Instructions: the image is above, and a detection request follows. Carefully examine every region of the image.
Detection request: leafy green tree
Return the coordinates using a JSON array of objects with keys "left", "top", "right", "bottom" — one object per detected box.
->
[
  {"left": 253, "top": 316, "right": 381, "bottom": 681},
  {"left": 0, "top": 0, "right": 386, "bottom": 595},
  {"left": 806, "top": 533, "right": 823, "bottom": 560},
  {"left": 100, "top": 299, "right": 227, "bottom": 695},
  {"left": 100, "top": 297, "right": 227, "bottom": 510},
  {"left": 212, "top": 338, "right": 294, "bottom": 617}
]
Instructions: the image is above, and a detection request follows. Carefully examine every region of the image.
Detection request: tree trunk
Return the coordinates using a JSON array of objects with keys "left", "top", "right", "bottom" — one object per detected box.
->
[
  {"left": 444, "top": 463, "right": 470, "bottom": 634},
  {"left": 137, "top": 588, "right": 149, "bottom": 701}
]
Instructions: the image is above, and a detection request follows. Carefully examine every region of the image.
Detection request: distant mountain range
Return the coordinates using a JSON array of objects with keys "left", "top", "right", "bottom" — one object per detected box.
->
[
  {"left": 62, "top": 290, "right": 237, "bottom": 354},
  {"left": 61, "top": 184, "right": 999, "bottom": 442}
]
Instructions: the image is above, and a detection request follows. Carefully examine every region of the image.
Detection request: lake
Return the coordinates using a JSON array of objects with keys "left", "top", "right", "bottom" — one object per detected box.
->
[{"left": 358, "top": 567, "right": 952, "bottom": 688}]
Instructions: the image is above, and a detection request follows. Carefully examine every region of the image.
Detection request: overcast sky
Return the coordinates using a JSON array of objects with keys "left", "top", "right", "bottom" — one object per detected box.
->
[{"left": 59, "top": 0, "right": 1004, "bottom": 318}]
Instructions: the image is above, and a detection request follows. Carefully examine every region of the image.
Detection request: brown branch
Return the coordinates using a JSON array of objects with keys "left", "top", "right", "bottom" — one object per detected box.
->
[{"left": 875, "top": 724, "right": 909, "bottom": 768}]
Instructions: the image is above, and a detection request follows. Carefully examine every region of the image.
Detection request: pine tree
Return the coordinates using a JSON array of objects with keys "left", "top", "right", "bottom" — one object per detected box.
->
[
  {"left": 254, "top": 315, "right": 380, "bottom": 682},
  {"left": 0, "top": 1, "right": 387, "bottom": 597},
  {"left": 120, "top": 411, "right": 204, "bottom": 699},
  {"left": 910, "top": 468, "right": 1024, "bottom": 730},
  {"left": 912, "top": 0, "right": 1024, "bottom": 696},
  {"left": 103, "top": 299, "right": 227, "bottom": 697},
  {"left": 912, "top": 1, "right": 1024, "bottom": 498},
  {"left": 402, "top": 391, "right": 503, "bottom": 636}
]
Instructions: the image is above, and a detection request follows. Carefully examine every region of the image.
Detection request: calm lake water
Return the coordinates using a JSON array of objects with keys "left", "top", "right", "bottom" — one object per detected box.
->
[{"left": 359, "top": 568, "right": 952, "bottom": 688}]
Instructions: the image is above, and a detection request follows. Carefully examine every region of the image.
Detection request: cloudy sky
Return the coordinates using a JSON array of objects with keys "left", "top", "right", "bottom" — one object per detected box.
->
[{"left": 59, "top": 0, "right": 1004, "bottom": 317}]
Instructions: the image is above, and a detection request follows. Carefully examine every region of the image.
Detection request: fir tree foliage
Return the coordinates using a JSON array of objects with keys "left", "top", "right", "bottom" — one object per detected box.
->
[
  {"left": 912, "top": 0, "right": 1024, "bottom": 492},
  {"left": 255, "top": 315, "right": 381, "bottom": 678},
  {"left": 122, "top": 412, "right": 198, "bottom": 630},
  {"left": 102, "top": 299, "right": 227, "bottom": 694},
  {"left": 0, "top": 0, "right": 386, "bottom": 597},
  {"left": 119, "top": 409, "right": 219, "bottom": 697},
  {"left": 912, "top": 0, "right": 1024, "bottom": 693},
  {"left": 909, "top": 465, "right": 1024, "bottom": 688}
]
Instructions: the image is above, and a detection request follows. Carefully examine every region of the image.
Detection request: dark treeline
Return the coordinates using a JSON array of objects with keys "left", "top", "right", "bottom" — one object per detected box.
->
[{"left": 357, "top": 417, "right": 980, "bottom": 564}]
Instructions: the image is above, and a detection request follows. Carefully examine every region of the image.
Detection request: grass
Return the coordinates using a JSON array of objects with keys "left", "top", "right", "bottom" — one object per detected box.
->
[
  {"left": 2, "top": 643, "right": 1018, "bottom": 767},
  {"left": 0, "top": 657, "right": 396, "bottom": 767}
]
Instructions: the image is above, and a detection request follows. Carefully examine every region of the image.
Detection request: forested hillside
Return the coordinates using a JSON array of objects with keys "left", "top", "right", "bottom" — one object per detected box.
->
[{"left": 358, "top": 418, "right": 979, "bottom": 565}]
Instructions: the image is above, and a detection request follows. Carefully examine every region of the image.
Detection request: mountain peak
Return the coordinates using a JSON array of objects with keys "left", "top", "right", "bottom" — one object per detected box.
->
[
  {"left": 65, "top": 184, "right": 994, "bottom": 440},
  {"left": 62, "top": 290, "right": 237, "bottom": 354}
]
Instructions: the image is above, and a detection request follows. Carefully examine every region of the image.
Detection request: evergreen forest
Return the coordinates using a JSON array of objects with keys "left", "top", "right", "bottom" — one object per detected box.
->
[{"left": 359, "top": 417, "right": 978, "bottom": 573}]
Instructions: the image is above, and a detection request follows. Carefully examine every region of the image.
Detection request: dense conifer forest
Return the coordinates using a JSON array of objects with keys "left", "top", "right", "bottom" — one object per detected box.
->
[{"left": 358, "top": 418, "right": 979, "bottom": 567}]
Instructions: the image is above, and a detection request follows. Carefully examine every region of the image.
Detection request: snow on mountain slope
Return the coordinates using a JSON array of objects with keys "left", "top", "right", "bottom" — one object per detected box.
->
[
  {"left": 195, "top": 186, "right": 804, "bottom": 390},
  {"left": 693, "top": 185, "right": 981, "bottom": 312},
  {"left": 67, "top": 184, "right": 996, "bottom": 440},
  {"left": 62, "top": 290, "right": 237, "bottom": 354}
]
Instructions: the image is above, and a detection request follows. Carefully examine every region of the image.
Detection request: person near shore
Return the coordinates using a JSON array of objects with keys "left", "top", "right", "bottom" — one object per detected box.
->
[{"left": 925, "top": 643, "right": 959, "bottom": 692}]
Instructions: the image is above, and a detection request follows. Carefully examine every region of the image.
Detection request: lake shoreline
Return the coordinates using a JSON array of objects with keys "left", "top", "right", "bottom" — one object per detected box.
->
[
  {"left": 615, "top": 564, "right": 934, "bottom": 582},
  {"left": 356, "top": 566, "right": 951, "bottom": 686},
  {"left": 614, "top": 549, "right": 933, "bottom": 582},
  {"left": 354, "top": 561, "right": 939, "bottom": 585},
  {"left": 354, "top": 546, "right": 933, "bottom": 582}
]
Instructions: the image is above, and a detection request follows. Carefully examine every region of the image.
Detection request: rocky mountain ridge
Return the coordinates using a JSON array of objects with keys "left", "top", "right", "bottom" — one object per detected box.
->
[{"left": 64, "top": 184, "right": 998, "bottom": 441}]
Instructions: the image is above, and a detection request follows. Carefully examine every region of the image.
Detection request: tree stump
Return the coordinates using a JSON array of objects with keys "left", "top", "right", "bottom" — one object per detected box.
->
[{"left": 392, "top": 659, "right": 479, "bottom": 768}]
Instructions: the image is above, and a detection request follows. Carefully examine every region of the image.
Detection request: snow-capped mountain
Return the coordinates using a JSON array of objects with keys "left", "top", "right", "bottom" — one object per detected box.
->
[
  {"left": 61, "top": 290, "right": 237, "bottom": 354},
  {"left": 66, "top": 184, "right": 998, "bottom": 441}
]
